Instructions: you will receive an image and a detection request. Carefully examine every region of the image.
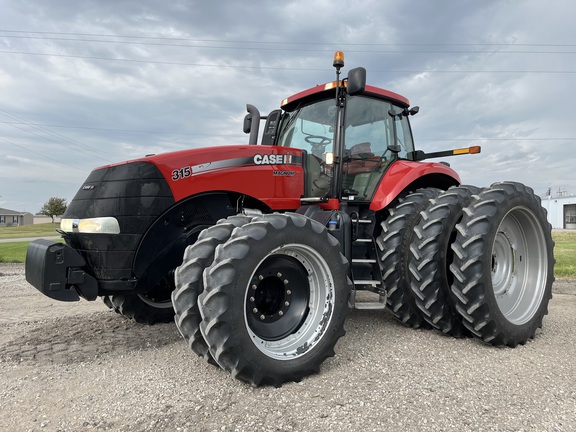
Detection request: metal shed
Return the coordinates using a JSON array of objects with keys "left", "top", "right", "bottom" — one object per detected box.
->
[{"left": 541, "top": 193, "right": 576, "bottom": 230}]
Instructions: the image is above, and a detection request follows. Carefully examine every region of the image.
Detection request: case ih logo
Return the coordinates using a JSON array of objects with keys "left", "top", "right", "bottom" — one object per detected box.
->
[{"left": 253, "top": 154, "right": 293, "bottom": 165}]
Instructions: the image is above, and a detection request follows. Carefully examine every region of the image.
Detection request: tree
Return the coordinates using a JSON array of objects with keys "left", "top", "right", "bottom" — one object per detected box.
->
[{"left": 39, "top": 197, "right": 68, "bottom": 222}]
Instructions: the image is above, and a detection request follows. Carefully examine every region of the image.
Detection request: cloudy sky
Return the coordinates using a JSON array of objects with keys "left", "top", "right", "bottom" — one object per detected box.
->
[{"left": 1, "top": 0, "right": 575, "bottom": 213}]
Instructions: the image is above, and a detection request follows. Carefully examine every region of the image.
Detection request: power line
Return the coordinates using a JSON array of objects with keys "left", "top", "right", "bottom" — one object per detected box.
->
[
  {"left": 0, "top": 121, "right": 239, "bottom": 137},
  {"left": 0, "top": 110, "right": 118, "bottom": 161},
  {"left": 0, "top": 136, "right": 88, "bottom": 173},
  {"left": 1, "top": 50, "right": 575, "bottom": 74},
  {"left": 1, "top": 121, "right": 111, "bottom": 163},
  {"left": 0, "top": 49, "right": 317, "bottom": 69},
  {"left": 1, "top": 121, "right": 575, "bottom": 142},
  {"left": 2, "top": 34, "right": 576, "bottom": 54},
  {"left": 1, "top": 30, "right": 575, "bottom": 49},
  {"left": 419, "top": 138, "right": 576, "bottom": 141}
]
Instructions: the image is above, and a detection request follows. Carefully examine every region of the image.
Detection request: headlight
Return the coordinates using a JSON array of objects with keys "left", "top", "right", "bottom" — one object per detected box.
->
[{"left": 60, "top": 217, "right": 121, "bottom": 234}]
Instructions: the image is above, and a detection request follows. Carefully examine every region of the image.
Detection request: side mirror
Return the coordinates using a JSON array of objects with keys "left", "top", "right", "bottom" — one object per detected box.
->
[
  {"left": 244, "top": 104, "right": 261, "bottom": 145},
  {"left": 243, "top": 113, "right": 252, "bottom": 134},
  {"left": 347, "top": 67, "right": 366, "bottom": 95}
]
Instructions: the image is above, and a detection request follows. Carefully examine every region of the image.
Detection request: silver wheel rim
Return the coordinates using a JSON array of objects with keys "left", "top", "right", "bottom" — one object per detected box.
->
[
  {"left": 137, "top": 294, "right": 173, "bottom": 309},
  {"left": 491, "top": 206, "right": 548, "bottom": 324},
  {"left": 244, "top": 243, "right": 335, "bottom": 359}
]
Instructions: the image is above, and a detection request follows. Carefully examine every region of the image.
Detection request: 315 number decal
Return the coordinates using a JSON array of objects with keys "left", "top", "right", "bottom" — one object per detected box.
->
[{"left": 172, "top": 166, "right": 192, "bottom": 181}]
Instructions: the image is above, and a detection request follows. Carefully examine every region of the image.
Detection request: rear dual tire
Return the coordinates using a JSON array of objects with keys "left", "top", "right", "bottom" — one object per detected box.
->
[
  {"left": 409, "top": 185, "right": 481, "bottom": 337},
  {"left": 377, "top": 188, "right": 441, "bottom": 328},
  {"left": 450, "top": 182, "right": 554, "bottom": 346}
]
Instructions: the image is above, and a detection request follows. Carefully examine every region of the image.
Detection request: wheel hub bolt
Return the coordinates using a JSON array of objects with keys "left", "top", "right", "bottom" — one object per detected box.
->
[
  {"left": 285, "top": 301, "right": 290, "bottom": 307},
  {"left": 258, "top": 275, "right": 264, "bottom": 281},
  {"left": 260, "top": 314, "right": 265, "bottom": 320},
  {"left": 284, "top": 279, "right": 289, "bottom": 285},
  {"left": 251, "top": 284, "right": 257, "bottom": 290},
  {"left": 250, "top": 297, "right": 255, "bottom": 302},
  {"left": 286, "top": 290, "right": 292, "bottom": 295},
  {"left": 278, "top": 311, "right": 284, "bottom": 316},
  {"left": 253, "top": 308, "right": 258, "bottom": 313},
  {"left": 277, "top": 272, "right": 282, "bottom": 277}
]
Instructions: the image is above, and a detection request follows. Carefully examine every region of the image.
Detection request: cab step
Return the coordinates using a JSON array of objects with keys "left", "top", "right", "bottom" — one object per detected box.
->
[
  {"left": 353, "top": 279, "right": 381, "bottom": 287},
  {"left": 354, "top": 302, "right": 387, "bottom": 310},
  {"left": 353, "top": 292, "right": 387, "bottom": 310}
]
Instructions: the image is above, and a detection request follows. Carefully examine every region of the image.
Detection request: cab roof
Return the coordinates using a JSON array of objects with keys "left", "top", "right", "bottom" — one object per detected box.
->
[{"left": 280, "top": 81, "right": 410, "bottom": 112}]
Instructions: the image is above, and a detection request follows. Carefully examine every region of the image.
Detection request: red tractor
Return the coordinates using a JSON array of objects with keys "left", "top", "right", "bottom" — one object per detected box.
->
[{"left": 26, "top": 52, "right": 554, "bottom": 387}]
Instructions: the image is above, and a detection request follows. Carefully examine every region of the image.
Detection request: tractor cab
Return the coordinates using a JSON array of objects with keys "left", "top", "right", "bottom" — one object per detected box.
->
[
  {"left": 276, "top": 80, "right": 416, "bottom": 203},
  {"left": 246, "top": 51, "right": 419, "bottom": 205}
]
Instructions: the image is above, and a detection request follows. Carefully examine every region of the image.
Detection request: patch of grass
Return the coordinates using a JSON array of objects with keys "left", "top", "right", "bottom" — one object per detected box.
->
[
  {"left": 0, "top": 239, "right": 65, "bottom": 263},
  {"left": 553, "top": 230, "right": 576, "bottom": 278},
  {"left": 0, "top": 223, "right": 59, "bottom": 239},
  {"left": 0, "top": 241, "right": 31, "bottom": 263},
  {"left": 1, "top": 228, "right": 575, "bottom": 278}
]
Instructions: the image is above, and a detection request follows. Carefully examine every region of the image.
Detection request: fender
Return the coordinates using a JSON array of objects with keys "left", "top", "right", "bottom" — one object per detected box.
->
[
  {"left": 370, "top": 160, "right": 460, "bottom": 211},
  {"left": 132, "top": 192, "right": 244, "bottom": 293}
]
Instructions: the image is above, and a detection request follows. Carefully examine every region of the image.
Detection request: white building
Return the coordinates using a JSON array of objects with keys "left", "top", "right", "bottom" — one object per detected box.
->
[{"left": 541, "top": 193, "right": 576, "bottom": 230}]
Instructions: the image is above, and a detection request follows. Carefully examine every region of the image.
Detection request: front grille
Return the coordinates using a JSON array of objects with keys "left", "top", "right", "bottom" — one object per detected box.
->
[{"left": 63, "top": 161, "right": 174, "bottom": 280}]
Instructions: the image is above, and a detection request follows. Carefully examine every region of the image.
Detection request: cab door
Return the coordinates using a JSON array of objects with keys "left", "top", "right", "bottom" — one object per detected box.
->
[{"left": 276, "top": 98, "right": 337, "bottom": 199}]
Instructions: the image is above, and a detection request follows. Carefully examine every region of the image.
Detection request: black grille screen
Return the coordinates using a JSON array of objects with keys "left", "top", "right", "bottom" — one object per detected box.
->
[{"left": 63, "top": 162, "right": 174, "bottom": 280}]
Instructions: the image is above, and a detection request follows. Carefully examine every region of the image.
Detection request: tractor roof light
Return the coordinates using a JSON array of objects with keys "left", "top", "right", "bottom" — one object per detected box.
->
[{"left": 333, "top": 51, "right": 344, "bottom": 70}]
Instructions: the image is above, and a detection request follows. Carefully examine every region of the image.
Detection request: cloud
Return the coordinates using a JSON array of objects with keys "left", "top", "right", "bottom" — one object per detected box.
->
[{"left": 0, "top": 0, "right": 575, "bottom": 213}]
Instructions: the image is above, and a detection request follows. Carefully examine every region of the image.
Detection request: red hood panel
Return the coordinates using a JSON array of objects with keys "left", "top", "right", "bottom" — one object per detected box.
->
[{"left": 118, "top": 145, "right": 305, "bottom": 210}]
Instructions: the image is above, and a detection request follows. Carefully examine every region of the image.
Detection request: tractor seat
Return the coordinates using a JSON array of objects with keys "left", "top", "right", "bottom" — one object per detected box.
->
[{"left": 344, "top": 142, "right": 380, "bottom": 175}]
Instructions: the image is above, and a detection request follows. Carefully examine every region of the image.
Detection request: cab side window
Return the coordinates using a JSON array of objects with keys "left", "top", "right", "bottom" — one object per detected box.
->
[
  {"left": 344, "top": 97, "right": 393, "bottom": 158},
  {"left": 395, "top": 115, "right": 415, "bottom": 159}
]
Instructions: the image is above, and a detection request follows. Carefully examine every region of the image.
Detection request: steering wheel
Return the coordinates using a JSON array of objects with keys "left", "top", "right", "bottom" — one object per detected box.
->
[
  {"left": 305, "top": 135, "right": 332, "bottom": 146},
  {"left": 305, "top": 135, "right": 332, "bottom": 159}
]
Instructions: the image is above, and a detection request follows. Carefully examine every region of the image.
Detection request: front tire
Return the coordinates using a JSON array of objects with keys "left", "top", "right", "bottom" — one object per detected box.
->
[
  {"left": 450, "top": 182, "right": 555, "bottom": 346},
  {"left": 198, "top": 213, "right": 352, "bottom": 387},
  {"left": 172, "top": 214, "right": 254, "bottom": 361}
]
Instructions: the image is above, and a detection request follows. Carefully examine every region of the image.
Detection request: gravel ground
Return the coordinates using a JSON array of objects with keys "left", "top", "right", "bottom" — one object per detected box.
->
[{"left": 1, "top": 263, "right": 575, "bottom": 432}]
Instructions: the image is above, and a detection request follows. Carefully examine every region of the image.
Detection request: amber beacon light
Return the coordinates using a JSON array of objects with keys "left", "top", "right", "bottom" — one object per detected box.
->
[{"left": 333, "top": 51, "right": 344, "bottom": 69}]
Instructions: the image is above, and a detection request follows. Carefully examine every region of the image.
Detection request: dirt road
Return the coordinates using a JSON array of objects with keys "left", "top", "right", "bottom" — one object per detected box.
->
[{"left": 1, "top": 263, "right": 575, "bottom": 431}]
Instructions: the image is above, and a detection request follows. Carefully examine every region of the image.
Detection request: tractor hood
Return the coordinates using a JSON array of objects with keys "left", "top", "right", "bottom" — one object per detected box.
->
[{"left": 96, "top": 144, "right": 306, "bottom": 208}]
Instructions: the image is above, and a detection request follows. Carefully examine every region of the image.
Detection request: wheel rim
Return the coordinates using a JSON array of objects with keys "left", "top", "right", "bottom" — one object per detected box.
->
[
  {"left": 244, "top": 243, "right": 335, "bottom": 359},
  {"left": 491, "top": 206, "right": 548, "bottom": 324},
  {"left": 138, "top": 274, "right": 174, "bottom": 309},
  {"left": 137, "top": 295, "right": 173, "bottom": 309}
]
